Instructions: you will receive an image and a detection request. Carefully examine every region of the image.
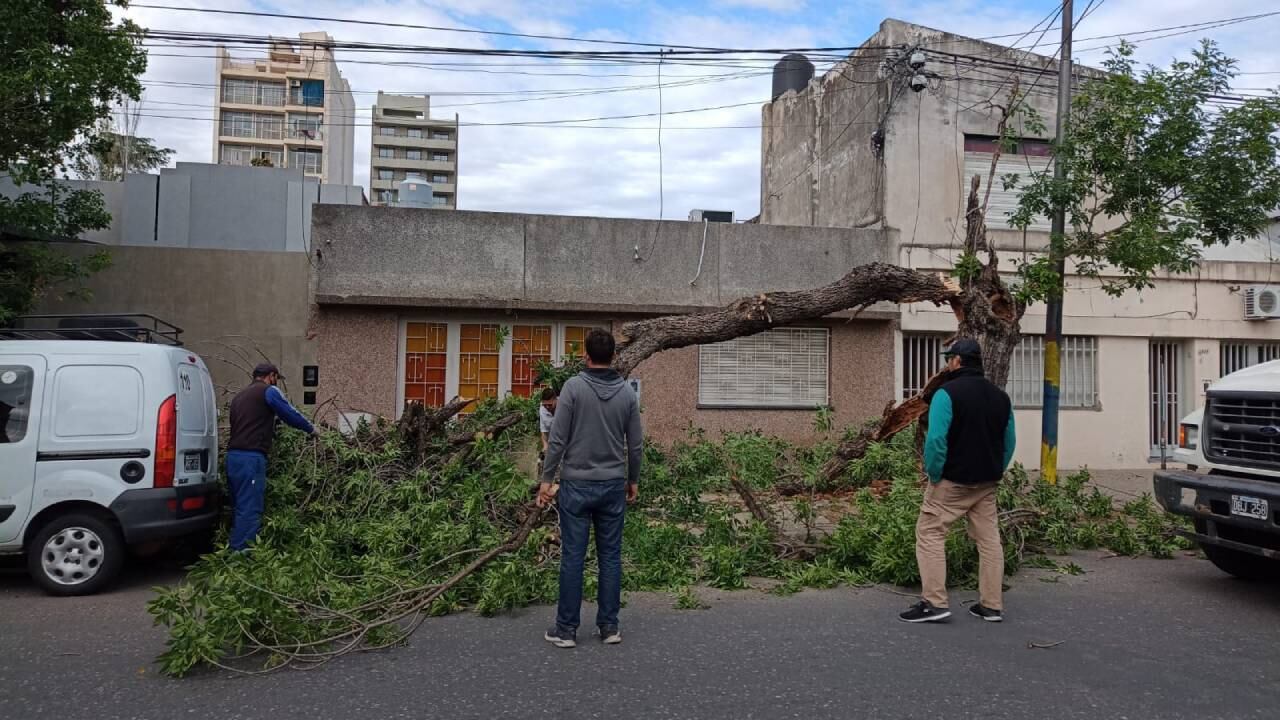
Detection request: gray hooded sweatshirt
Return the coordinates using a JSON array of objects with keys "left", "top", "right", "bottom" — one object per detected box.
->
[{"left": 541, "top": 368, "right": 643, "bottom": 485}]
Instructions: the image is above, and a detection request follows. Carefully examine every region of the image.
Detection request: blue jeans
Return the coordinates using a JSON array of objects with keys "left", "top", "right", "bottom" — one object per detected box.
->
[
  {"left": 225, "top": 450, "right": 267, "bottom": 551},
  {"left": 555, "top": 479, "right": 627, "bottom": 632}
]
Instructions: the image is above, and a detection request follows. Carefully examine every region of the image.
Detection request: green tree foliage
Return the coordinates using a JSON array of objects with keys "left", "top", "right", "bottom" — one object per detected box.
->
[
  {"left": 0, "top": 1, "right": 148, "bottom": 324},
  {"left": 1008, "top": 41, "right": 1280, "bottom": 299},
  {"left": 71, "top": 121, "right": 174, "bottom": 181}
]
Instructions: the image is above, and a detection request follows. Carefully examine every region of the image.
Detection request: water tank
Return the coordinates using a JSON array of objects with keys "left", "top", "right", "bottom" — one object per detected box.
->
[
  {"left": 396, "top": 174, "right": 434, "bottom": 208},
  {"left": 771, "top": 54, "right": 814, "bottom": 100}
]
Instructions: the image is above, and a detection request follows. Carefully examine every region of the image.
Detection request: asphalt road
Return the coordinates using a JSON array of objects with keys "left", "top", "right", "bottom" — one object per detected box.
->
[{"left": 2, "top": 552, "right": 1277, "bottom": 720}]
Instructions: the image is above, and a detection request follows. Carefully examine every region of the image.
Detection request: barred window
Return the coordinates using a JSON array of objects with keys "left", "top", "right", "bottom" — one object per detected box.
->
[
  {"left": 901, "top": 332, "right": 1097, "bottom": 408},
  {"left": 1220, "top": 341, "right": 1280, "bottom": 377},
  {"left": 902, "top": 334, "right": 947, "bottom": 399},
  {"left": 698, "top": 328, "right": 829, "bottom": 408}
]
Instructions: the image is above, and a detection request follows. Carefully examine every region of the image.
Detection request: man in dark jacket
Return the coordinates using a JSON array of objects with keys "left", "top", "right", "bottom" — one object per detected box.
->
[
  {"left": 900, "top": 338, "right": 1016, "bottom": 624},
  {"left": 537, "top": 329, "right": 642, "bottom": 648},
  {"left": 226, "top": 363, "right": 315, "bottom": 551}
]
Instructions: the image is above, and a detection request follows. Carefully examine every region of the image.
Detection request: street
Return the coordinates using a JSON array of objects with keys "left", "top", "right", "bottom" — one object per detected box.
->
[{"left": 2, "top": 551, "right": 1277, "bottom": 720}]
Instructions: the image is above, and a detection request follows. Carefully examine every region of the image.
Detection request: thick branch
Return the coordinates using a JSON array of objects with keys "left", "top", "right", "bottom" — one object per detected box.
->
[
  {"left": 820, "top": 369, "right": 949, "bottom": 485},
  {"left": 398, "top": 397, "right": 470, "bottom": 461},
  {"left": 613, "top": 262, "right": 959, "bottom": 376}
]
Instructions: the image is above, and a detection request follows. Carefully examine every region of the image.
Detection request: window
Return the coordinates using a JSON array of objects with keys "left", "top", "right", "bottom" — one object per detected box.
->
[
  {"left": 1220, "top": 342, "right": 1280, "bottom": 376},
  {"left": 432, "top": 193, "right": 449, "bottom": 207},
  {"left": 379, "top": 126, "right": 397, "bottom": 136},
  {"left": 407, "top": 128, "right": 424, "bottom": 138},
  {"left": 431, "top": 174, "right": 450, "bottom": 184},
  {"left": 221, "top": 111, "right": 255, "bottom": 138},
  {"left": 962, "top": 134, "right": 1052, "bottom": 232},
  {"left": 255, "top": 113, "right": 283, "bottom": 140},
  {"left": 378, "top": 169, "right": 394, "bottom": 181},
  {"left": 258, "top": 81, "right": 285, "bottom": 107},
  {"left": 52, "top": 366, "right": 142, "bottom": 438},
  {"left": 289, "top": 113, "right": 322, "bottom": 138},
  {"left": 404, "top": 323, "right": 448, "bottom": 408},
  {"left": 376, "top": 189, "right": 397, "bottom": 204},
  {"left": 406, "top": 149, "right": 423, "bottom": 161},
  {"left": 1006, "top": 335, "right": 1098, "bottom": 408},
  {"left": 901, "top": 334, "right": 947, "bottom": 399},
  {"left": 431, "top": 131, "right": 452, "bottom": 140},
  {"left": 219, "top": 144, "right": 252, "bottom": 166},
  {"left": 289, "top": 79, "right": 324, "bottom": 107},
  {"left": 290, "top": 148, "right": 322, "bottom": 175},
  {"left": 383, "top": 108, "right": 421, "bottom": 119},
  {"left": 253, "top": 148, "right": 283, "bottom": 167},
  {"left": 698, "top": 328, "right": 829, "bottom": 408},
  {"left": 221, "top": 79, "right": 284, "bottom": 106},
  {"left": 510, "top": 326, "right": 552, "bottom": 398},
  {"left": 0, "top": 365, "right": 35, "bottom": 443},
  {"left": 459, "top": 324, "right": 501, "bottom": 411},
  {"left": 378, "top": 147, "right": 395, "bottom": 159},
  {"left": 432, "top": 152, "right": 450, "bottom": 162}
]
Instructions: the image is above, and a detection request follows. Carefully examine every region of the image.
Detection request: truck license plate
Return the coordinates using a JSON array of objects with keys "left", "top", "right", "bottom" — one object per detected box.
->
[
  {"left": 183, "top": 454, "right": 201, "bottom": 473},
  {"left": 1230, "top": 495, "right": 1269, "bottom": 520}
]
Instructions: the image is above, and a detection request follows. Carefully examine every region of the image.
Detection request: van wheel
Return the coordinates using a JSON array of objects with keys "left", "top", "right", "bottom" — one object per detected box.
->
[
  {"left": 1201, "top": 543, "right": 1280, "bottom": 582},
  {"left": 27, "top": 514, "right": 124, "bottom": 596}
]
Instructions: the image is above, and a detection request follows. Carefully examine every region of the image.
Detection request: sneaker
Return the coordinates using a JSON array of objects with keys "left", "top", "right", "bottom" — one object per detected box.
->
[
  {"left": 543, "top": 626, "right": 576, "bottom": 648},
  {"left": 969, "top": 604, "right": 1003, "bottom": 622},
  {"left": 898, "top": 600, "right": 952, "bottom": 623},
  {"left": 597, "top": 626, "right": 622, "bottom": 645}
]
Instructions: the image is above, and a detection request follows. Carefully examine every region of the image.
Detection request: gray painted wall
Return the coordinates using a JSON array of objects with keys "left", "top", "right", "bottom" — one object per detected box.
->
[
  {"left": 311, "top": 205, "right": 890, "bottom": 313},
  {"left": 2, "top": 162, "right": 364, "bottom": 252},
  {"left": 34, "top": 245, "right": 314, "bottom": 403}
]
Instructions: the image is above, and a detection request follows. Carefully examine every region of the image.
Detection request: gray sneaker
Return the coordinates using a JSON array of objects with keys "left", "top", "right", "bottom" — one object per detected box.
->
[
  {"left": 544, "top": 626, "right": 576, "bottom": 648},
  {"left": 597, "top": 625, "right": 622, "bottom": 644}
]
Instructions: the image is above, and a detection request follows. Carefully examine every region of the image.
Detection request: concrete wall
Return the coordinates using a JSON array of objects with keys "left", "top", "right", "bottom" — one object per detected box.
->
[
  {"left": 312, "top": 205, "right": 891, "bottom": 314},
  {"left": 34, "top": 245, "right": 313, "bottom": 404}
]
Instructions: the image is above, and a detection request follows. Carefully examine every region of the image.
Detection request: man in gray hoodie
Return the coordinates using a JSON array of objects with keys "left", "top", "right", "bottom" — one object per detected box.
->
[{"left": 537, "top": 329, "right": 643, "bottom": 648}]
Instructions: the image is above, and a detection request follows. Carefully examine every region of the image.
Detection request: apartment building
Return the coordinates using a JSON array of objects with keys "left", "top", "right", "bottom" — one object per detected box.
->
[
  {"left": 369, "top": 92, "right": 458, "bottom": 207},
  {"left": 212, "top": 32, "right": 356, "bottom": 186}
]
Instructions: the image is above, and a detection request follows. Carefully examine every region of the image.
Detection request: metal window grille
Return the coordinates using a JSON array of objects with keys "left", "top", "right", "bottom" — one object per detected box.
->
[
  {"left": 698, "top": 328, "right": 829, "bottom": 408},
  {"left": 1220, "top": 341, "right": 1280, "bottom": 376},
  {"left": 1006, "top": 335, "right": 1098, "bottom": 408},
  {"left": 962, "top": 150, "right": 1052, "bottom": 232},
  {"left": 1149, "top": 341, "right": 1184, "bottom": 455},
  {"left": 290, "top": 149, "right": 322, "bottom": 175},
  {"left": 902, "top": 334, "right": 947, "bottom": 399},
  {"left": 219, "top": 145, "right": 252, "bottom": 166}
]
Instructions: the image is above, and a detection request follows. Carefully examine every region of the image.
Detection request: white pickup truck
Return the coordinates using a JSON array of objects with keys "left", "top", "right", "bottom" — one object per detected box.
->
[{"left": 1155, "top": 360, "right": 1280, "bottom": 580}]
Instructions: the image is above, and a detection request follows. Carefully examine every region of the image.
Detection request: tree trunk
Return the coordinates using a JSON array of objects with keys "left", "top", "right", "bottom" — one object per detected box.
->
[{"left": 613, "top": 262, "right": 959, "bottom": 376}]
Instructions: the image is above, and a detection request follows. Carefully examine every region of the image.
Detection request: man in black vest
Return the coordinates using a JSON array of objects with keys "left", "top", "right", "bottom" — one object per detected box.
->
[
  {"left": 226, "top": 363, "right": 315, "bottom": 551},
  {"left": 900, "top": 338, "right": 1016, "bottom": 624}
]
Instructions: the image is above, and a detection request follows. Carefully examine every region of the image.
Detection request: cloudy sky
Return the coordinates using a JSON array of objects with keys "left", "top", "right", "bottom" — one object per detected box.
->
[{"left": 115, "top": 0, "right": 1279, "bottom": 220}]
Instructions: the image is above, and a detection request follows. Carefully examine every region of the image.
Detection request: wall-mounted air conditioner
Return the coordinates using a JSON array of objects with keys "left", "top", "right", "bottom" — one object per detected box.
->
[{"left": 1243, "top": 285, "right": 1280, "bottom": 320}]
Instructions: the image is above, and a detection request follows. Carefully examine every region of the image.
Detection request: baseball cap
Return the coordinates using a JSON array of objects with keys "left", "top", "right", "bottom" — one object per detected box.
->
[
  {"left": 252, "top": 362, "right": 283, "bottom": 378},
  {"left": 942, "top": 338, "right": 982, "bottom": 358}
]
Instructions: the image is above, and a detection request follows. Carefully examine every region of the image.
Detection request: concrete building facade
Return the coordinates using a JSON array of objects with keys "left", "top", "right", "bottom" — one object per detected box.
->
[
  {"left": 369, "top": 92, "right": 459, "bottom": 208},
  {"left": 213, "top": 32, "right": 356, "bottom": 186},
  {"left": 760, "top": 19, "right": 1280, "bottom": 469},
  {"left": 310, "top": 205, "right": 898, "bottom": 445}
]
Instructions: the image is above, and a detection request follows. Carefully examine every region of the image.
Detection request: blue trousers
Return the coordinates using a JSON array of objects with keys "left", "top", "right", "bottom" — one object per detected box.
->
[
  {"left": 555, "top": 479, "right": 627, "bottom": 632},
  {"left": 225, "top": 450, "right": 267, "bottom": 551}
]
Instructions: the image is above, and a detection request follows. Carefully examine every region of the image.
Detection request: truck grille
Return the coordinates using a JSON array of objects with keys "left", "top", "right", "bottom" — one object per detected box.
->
[{"left": 1204, "top": 392, "right": 1280, "bottom": 472}]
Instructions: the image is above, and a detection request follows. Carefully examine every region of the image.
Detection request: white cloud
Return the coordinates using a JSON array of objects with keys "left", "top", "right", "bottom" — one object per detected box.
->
[{"left": 713, "top": 0, "right": 805, "bottom": 12}]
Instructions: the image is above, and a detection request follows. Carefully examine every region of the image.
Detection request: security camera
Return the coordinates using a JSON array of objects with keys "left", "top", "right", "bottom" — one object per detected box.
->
[
  {"left": 909, "top": 50, "right": 927, "bottom": 69},
  {"left": 910, "top": 74, "right": 928, "bottom": 92}
]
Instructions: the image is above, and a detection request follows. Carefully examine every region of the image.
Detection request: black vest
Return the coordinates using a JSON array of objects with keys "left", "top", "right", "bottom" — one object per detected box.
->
[
  {"left": 939, "top": 367, "right": 1013, "bottom": 485},
  {"left": 228, "top": 381, "right": 276, "bottom": 455}
]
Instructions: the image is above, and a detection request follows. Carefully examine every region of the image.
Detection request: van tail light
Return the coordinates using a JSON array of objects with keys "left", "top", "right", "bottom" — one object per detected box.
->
[{"left": 154, "top": 394, "right": 177, "bottom": 489}]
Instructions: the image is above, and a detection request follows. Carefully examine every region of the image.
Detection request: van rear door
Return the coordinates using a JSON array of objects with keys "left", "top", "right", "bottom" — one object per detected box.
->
[
  {"left": 0, "top": 356, "right": 45, "bottom": 544},
  {"left": 175, "top": 355, "right": 215, "bottom": 486}
]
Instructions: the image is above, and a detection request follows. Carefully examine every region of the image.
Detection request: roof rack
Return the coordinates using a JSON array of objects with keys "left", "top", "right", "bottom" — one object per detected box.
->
[{"left": 0, "top": 314, "right": 184, "bottom": 346}]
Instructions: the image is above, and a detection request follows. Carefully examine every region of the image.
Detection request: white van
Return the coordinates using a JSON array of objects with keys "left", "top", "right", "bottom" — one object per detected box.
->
[{"left": 0, "top": 340, "right": 219, "bottom": 595}]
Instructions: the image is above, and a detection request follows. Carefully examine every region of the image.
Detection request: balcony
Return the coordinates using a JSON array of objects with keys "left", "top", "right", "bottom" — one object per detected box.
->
[
  {"left": 374, "top": 113, "right": 457, "bottom": 129},
  {"left": 283, "top": 129, "right": 326, "bottom": 145},
  {"left": 370, "top": 134, "right": 456, "bottom": 151},
  {"left": 370, "top": 157, "right": 454, "bottom": 172},
  {"left": 370, "top": 178, "right": 455, "bottom": 193}
]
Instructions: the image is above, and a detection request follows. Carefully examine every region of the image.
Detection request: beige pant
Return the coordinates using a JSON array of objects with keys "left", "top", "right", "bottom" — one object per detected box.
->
[{"left": 915, "top": 479, "right": 1003, "bottom": 610}]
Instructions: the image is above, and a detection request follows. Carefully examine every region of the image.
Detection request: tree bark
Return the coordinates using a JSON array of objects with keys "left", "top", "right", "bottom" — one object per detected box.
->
[{"left": 612, "top": 262, "right": 960, "bottom": 376}]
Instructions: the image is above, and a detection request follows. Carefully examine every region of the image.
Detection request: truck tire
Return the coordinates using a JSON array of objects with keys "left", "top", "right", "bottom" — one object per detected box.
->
[
  {"left": 26, "top": 513, "right": 125, "bottom": 596},
  {"left": 1201, "top": 543, "right": 1280, "bottom": 582}
]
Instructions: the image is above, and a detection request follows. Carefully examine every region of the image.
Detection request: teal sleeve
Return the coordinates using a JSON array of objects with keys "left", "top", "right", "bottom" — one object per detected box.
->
[
  {"left": 1002, "top": 411, "right": 1017, "bottom": 470},
  {"left": 923, "top": 389, "right": 952, "bottom": 484}
]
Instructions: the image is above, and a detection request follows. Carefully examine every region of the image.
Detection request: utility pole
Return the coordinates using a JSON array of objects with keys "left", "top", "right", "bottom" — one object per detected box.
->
[{"left": 1040, "top": 0, "right": 1074, "bottom": 485}]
